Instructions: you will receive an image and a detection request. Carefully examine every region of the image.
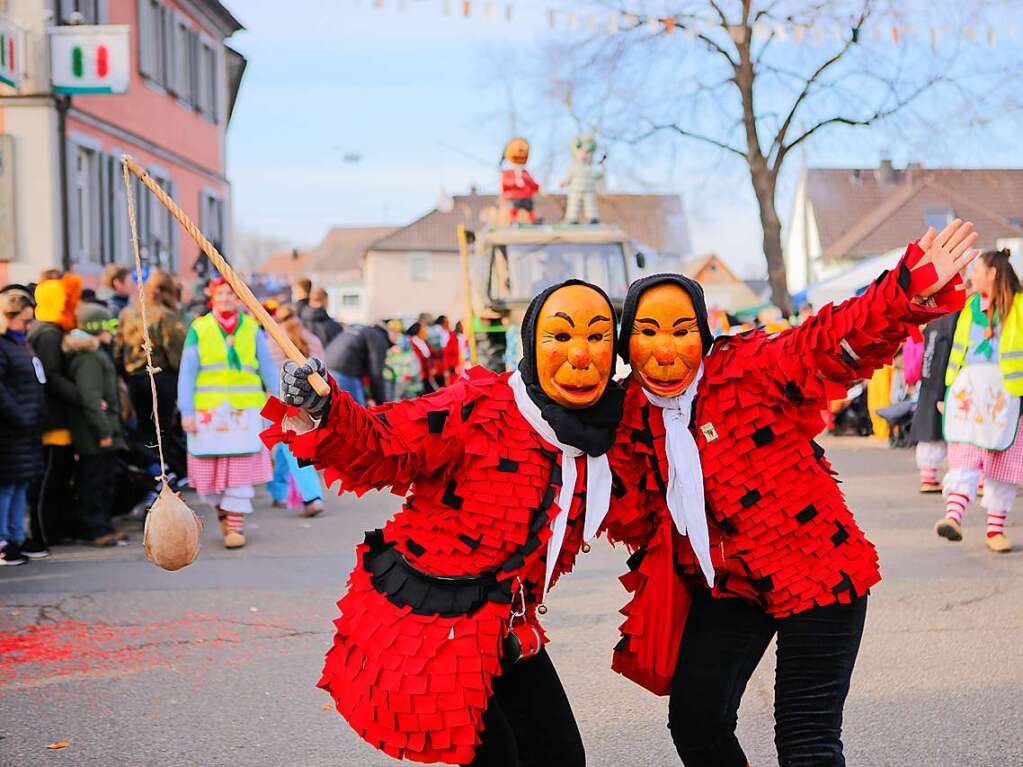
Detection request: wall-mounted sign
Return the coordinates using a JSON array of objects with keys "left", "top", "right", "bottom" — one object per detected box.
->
[
  {"left": 0, "top": 17, "right": 23, "bottom": 88},
  {"left": 50, "top": 25, "right": 130, "bottom": 94}
]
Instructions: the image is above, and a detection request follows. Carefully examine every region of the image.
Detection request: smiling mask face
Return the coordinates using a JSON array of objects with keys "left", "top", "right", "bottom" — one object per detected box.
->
[
  {"left": 629, "top": 283, "right": 704, "bottom": 398},
  {"left": 534, "top": 284, "right": 614, "bottom": 409}
]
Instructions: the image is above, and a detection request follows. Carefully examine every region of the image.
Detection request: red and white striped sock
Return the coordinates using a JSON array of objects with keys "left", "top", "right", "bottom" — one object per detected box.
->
[
  {"left": 224, "top": 512, "right": 244, "bottom": 533},
  {"left": 986, "top": 509, "right": 1008, "bottom": 538},
  {"left": 945, "top": 492, "right": 969, "bottom": 523},
  {"left": 920, "top": 467, "right": 940, "bottom": 485}
]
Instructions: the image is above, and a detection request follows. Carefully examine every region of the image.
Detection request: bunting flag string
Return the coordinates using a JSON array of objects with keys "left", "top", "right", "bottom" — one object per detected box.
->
[{"left": 360, "top": 0, "right": 1018, "bottom": 48}]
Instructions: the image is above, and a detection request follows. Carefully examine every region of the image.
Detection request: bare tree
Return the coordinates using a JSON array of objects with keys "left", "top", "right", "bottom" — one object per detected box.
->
[{"left": 532, "top": 0, "right": 1022, "bottom": 312}]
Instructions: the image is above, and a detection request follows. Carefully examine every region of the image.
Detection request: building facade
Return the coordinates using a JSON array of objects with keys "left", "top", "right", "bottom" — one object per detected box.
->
[{"left": 0, "top": 0, "right": 243, "bottom": 287}]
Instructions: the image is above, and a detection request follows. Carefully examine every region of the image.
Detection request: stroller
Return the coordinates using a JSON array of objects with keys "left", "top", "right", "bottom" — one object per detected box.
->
[
  {"left": 829, "top": 383, "right": 873, "bottom": 437},
  {"left": 876, "top": 400, "right": 916, "bottom": 449}
]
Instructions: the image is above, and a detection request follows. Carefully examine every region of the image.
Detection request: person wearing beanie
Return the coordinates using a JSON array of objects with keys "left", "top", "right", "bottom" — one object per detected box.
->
[
  {"left": 0, "top": 286, "right": 46, "bottom": 565},
  {"left": 24, "top": 274, "right": 83, "bottom": 554},
  {"left": 262, "top": 279, "right": 654, "bottom": 767},
  {"left": 63, "top": 302, "right": 125, "bottom": 546},
  {"left": 608, "top": 221, "right": 978, "bottom": 767}
]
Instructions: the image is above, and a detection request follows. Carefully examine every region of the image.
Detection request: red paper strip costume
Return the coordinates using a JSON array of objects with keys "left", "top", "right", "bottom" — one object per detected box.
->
[
  {"left": 610, "top": 241, "right": 967, "bottom": 695},
  {"left": 262, "top": 280, "right": 643, "bottom": 765}
]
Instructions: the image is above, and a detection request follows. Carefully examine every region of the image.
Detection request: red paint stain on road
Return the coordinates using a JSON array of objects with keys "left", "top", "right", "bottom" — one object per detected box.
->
[{"left": 0, "top": 615, "right": 315, "bottom": 688}]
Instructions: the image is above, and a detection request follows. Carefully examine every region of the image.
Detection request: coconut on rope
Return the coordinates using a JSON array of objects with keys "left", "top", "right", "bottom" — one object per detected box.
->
[{"left": 122, "top": 158, "right": 202, "bottom": 571}]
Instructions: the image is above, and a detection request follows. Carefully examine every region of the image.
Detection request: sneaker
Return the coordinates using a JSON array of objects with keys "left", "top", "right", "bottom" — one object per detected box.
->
[
  {"left": 919, "top": 482, "right": 943, "bottom": 494},
  {"left": 299, "top": 499, "right": 325, "bottom": 518},
  {"left": 81, "top": 534, "right": 118, "bottom": 547},
  {"left": 21, "top": 541, "right": 50, "bottom": 559},
  {"left": 1, "top": 542, "right": 28, "bottom": 565},
  {"left": 935, "top": 517, "right": 963, "bottom": 542},
  {"left": 986, "top": 533, "right": 1012, "bottom": 553}
]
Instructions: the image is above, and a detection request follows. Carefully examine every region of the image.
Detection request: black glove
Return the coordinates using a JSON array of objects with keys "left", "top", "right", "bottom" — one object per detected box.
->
[{"left": 281, "top": 358, "right": 331, "bottom": 419}]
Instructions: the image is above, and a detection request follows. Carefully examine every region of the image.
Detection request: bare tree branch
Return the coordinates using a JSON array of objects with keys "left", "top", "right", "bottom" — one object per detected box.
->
[{"left": 630, "top": 122, "right": 748, "bottom": 158}]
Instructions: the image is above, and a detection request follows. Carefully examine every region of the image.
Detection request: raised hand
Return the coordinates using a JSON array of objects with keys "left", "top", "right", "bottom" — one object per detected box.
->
[
  {"left": 912, "top": 219, "right": 979, "bottom": 298},
  {"left": 281, "top": 358, "right": 331, "bottom": 418}
]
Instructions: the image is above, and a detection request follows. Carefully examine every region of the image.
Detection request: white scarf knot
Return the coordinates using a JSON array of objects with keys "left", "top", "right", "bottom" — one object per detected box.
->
[
  {"left": 509, "top": 371, "right": 613, "bottom": 607},
  {"left": 643, "top": 365, "right": 714, "bottom": 587}
]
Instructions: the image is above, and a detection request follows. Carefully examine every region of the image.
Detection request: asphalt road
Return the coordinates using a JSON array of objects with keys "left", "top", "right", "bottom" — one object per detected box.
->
[{"left": 2, "top": 436, "right": 1021, "bottom": 767}]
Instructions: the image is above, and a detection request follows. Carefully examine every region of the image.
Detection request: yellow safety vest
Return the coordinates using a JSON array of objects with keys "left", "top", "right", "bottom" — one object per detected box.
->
[
  {"left": 946, "top": 293, "right": 1023, "bottom": 396},
  {"left": 192, "top": 312, "right": 266, "bottom": 411}
]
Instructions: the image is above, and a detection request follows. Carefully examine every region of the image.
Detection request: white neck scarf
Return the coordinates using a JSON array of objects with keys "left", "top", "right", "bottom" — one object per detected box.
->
[
  {"left": 509, "top": 370, "right": 613, "bottom": 605},
  {"left": 410, "top": 336, "right": 431, "bottom": 357},
  {"left": 437, "top": 327, "right": 451, "bottom": 347},
  {"left": 642, "top": 364, "right": 714, "bottom": 587}
]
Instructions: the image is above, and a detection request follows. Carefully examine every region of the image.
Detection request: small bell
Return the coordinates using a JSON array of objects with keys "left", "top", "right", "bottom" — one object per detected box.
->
[
  {"left": 581, "top": 542, "right": 591, "bottom": 553},
  {"left": 537, "top": 603, "right": 548, "bottom": 615}
]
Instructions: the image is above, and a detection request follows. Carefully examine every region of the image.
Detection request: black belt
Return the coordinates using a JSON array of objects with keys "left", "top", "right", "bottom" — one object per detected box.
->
[{"left": 364, "top": 448, "right": 560, "bottom": 618}]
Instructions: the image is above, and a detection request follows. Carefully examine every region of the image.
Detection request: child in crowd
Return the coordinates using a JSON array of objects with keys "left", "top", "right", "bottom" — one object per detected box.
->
[
  {"left": 938, "top": 250, "right": 1023, "bottom": 553},
  {"left": 0, "top": 286, "right": 46, "bottom": 565},
  {"left": 64, "top": 303, "right": 125, "bottom": 547}
]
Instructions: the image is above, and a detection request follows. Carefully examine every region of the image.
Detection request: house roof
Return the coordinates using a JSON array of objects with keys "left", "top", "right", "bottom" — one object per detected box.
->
[
  {"left": 806, "top": 167, "right": 1023, "bottom": 261},
  {"left": 370, "top": 194, "right": 690, "bottom": 255},
  {"left": 261, "top": 226, "right": 397, "bottom": 278},
  {"left": 682, "top": 253, "right": 742, "bottom": 284},
  {"left": 197, "top": 0, "right": 245, "bottom": 34}
]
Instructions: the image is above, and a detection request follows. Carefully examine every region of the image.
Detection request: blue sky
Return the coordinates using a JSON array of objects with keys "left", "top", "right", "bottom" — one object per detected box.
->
[{"left": 225, "top": 2, "right": 1023, "bottom": 276}]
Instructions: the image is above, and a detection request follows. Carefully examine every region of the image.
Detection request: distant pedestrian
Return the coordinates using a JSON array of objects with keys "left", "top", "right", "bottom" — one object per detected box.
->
[
  {"left": 433, "top": 315, "right": 460, "bottom": 385},
  {"left": 0, "top": 286, "right": 46, "bottom": 566},
  {"left": 938, "top": 250, "right": 1023, "bottom": 553},
  {"left": 178, "top": 278, "right": 277, "bottom": 549},
  {"left": 300, "top": 288, "right": 343, "bottom": 349},
  {"left": 406, "top": 321, "right": 441, "bottom": 393},
  {"left": 454, "top": 319, "right": 469, "bottom": 376},
  {"left": 65, "top": 303, "right": 125, "bottom": 547},
  {"left": 100, "top": 264, "right": 133, "bottom": 316},
  {"left": 266, "top": 304, "right": 325, "bottom": 517},
  {"left": 909, "top": 314, "right": 957, "bottom": 492},
  {"left": 25, "top": 274, "right": 83, "bottom": 553},
  {"left": 115, "top": 269, "right": 188, "bottom": 485},
  {"left": 324, "top": 321, "right": 393, "bottom": 405},
  {"left": 292, "top": 277, "right": 312, "bottom": 313}
]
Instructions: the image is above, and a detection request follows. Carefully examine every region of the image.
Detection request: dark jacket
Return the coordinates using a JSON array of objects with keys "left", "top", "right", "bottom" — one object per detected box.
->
[
  {"left": 0, "top": 332, "right": 46, "bottom": 482},
  {"left": 63, "top": 330, "right": 126, "bottom": 455},
  {"left": 910, "top": 312, "right": 959, "bottom": 444},
  {"left": 28, "top": 320, "right": 80, "bottom": 432},
  {"left": 300, "top": 306, "right": 343, "bottom": 350},
  {"left": 323, "top": 324, "right": 391, "bottom": 404}
]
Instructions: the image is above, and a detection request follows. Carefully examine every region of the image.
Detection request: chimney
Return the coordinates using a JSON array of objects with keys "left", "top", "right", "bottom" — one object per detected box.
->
[{"left": 878, "top": 157, "right": 895, "bottom": 185}]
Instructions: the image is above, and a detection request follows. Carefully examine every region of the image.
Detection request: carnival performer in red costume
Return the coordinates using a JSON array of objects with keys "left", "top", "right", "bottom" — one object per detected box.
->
[
  {"left": 609, "top": 220, "right": 979, "bottom": 766},
  {"left": 262, "top": 280, "right": 641, "bottom": 767}
]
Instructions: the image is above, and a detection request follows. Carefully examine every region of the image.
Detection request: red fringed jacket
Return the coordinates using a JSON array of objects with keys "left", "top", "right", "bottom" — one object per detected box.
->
[
  {"left": 262, "top": 368, "right": 646, "bottom": 765},
  {"left": 611, "top": 244, "right": 964, "bottom": 695}
]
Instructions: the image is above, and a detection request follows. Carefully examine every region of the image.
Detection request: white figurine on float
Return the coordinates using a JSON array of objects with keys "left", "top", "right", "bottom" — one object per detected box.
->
[{"left": 561, "top": 133, "right": 604, "bottom": 224}]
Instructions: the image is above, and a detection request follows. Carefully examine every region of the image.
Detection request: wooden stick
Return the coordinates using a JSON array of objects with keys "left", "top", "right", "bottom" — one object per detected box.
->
[
  {"left": 121, "top": 155, "right": 330, "bottom": 397},
  {"left": 456, "top": 224, "right": 478, "bottom": 365}
]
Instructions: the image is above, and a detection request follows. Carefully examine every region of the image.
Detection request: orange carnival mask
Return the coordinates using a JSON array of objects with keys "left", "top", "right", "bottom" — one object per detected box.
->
[
  {"left": 534, "top": 284, "right": 615, "bottom": 409},
  {"left": 629, "top": 283, "right": 704, "bottom": 397}
]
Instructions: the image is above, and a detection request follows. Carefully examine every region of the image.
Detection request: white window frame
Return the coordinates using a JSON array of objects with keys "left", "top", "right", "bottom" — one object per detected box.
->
[
  {"left": 67, "top": 134, "right": 104, "bottom": 268},
  {"left": 408, "top": 252, "right": 431, "bottom": 282}
]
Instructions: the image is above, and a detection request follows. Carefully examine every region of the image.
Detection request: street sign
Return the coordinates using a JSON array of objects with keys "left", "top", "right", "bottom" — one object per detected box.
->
[
  {"left": 0, "top": 17, "right": 23, "bottom": 88},
  {"left": 50, "top": 25, "right": 130, "bottom": 94}
]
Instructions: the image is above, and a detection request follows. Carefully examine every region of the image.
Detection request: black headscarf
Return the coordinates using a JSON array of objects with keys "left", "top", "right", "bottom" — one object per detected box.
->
[
  {"left": 518, "top": 279, "right": 625, "bottom": 457},
  {"left": 618, "top": 273, "right": 714, "bottom": 365}
]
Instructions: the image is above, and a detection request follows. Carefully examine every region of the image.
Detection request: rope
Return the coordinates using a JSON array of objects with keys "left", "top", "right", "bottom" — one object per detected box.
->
[
  {"left": 121, "top": 160, "right": 170, "bottom": 489},
  {"left": 119, "top": 155, "right": 329, "bottom": 396}
]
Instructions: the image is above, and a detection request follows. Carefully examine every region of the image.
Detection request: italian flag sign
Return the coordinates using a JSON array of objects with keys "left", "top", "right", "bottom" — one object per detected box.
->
[
  {"left": 50, "top": 25, "right": 130, "bottom": 95},
  {"left": 0, "top": 18, "right": 22, "bottom": 88}
]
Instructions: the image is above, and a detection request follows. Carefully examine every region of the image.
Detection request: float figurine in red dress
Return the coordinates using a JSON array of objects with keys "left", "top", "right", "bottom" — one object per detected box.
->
[
  {"left": 609, "top": 221, "right": 979, "bottom": 766},
  {"left": 263, "top": 280, "right": 640, "bottom": 767},
  {"left": 500, "top": 137, "right": 539, "bottom": 225}
]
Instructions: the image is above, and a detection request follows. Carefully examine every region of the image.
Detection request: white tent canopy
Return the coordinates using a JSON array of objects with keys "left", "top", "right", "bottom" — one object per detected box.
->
[{"left": 802, "top": 248, "right": 906, "bottom": 308}]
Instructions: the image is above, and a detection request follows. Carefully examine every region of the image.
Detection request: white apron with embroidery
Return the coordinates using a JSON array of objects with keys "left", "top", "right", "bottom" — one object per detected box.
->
[
  {"left": 187, "top": 403, "right": 264, "bottom": 457},
  {"left": 943, "top": 363, "right": 1021, "bottom": 451}
]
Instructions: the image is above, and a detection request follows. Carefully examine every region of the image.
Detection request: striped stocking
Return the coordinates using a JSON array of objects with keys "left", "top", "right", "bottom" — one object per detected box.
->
[
  {"left": 945, "top": 492, "right": 969, "bottom": 523},
  {"left": 224, "top": 511, "right": 244, "bottom": 533},
  {"left": 920, "top": 467, "right": 940, "bottom": 485},
  {"left": 987, "top": 509, "right": 1008, "bottom": 538}
]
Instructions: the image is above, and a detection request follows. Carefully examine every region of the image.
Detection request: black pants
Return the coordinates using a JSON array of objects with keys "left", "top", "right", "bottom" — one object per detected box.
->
[
  {"left": 669, "top": 590, "right": 868, "bottom": 767},
  {"left": 127, "top": 371, "right": 186, "bottom": 479},
  {"left": 466, "top": 648, "right": 585, "bottom": 767},
  {"left": 74, "top": 453, "right": 116, "bottom": 539},
  {"left": 26, "top": 444, "right": 76, "bottom": 546}
]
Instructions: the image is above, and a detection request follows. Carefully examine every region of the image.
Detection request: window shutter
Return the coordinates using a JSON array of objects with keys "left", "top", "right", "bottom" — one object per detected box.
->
[
  {"left": 160, "top": 5, "right": 173, "bottom": 89},
  {"left": 167, "top": 180, "right": 178, "bottom": 272},
  {"left": 98, "top": 154, "right": 111, "bottom": 264},
  {"left": 188, "top": 30, "right": 200, "bottom": 108},
  {"left": 137, "top": 0, "right": 153, "bottom": 79},
  {"left": 112, "top": 156, "right": 128, "bottom": 265}
]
